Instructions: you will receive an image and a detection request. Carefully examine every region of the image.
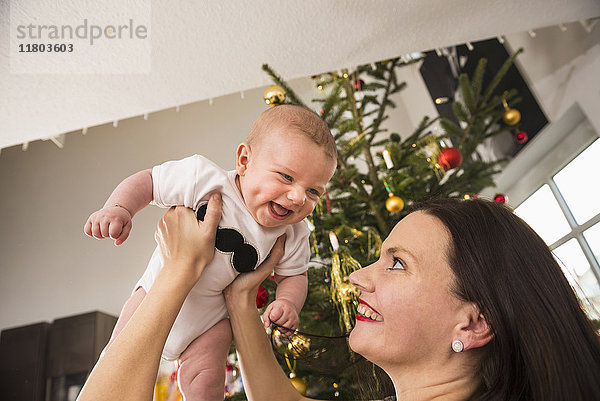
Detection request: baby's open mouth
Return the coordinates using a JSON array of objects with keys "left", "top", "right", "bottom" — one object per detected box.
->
[{"left": 269, "top": 201, "right": 292, "bottom": 218}]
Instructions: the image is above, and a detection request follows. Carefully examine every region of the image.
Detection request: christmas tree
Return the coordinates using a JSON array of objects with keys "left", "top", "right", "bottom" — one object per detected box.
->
[{"left": 229, "top": 49, "right": 524, "bottom": 400}]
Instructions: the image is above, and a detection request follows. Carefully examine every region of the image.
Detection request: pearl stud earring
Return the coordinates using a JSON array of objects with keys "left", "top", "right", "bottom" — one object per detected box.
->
[{"left": 452, "top": 340, "right": 464, "bottom": 353}]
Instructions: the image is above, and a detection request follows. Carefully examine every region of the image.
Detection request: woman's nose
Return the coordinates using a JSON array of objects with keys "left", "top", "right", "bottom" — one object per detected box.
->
[{"left": 349, "top": 264, "right": 374, "bottom": 293}]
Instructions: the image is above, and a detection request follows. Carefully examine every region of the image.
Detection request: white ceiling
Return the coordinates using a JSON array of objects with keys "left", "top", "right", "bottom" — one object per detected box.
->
[{"left": 1, "top": 0, "right": 599, "bottom": 150}]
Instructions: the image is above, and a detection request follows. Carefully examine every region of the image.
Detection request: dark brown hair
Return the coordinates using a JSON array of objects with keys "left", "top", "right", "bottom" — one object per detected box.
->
[
  {"left": 411, "top": 198, "right": 600, "bottom": 400},
  {"left": 248, "top": 104, "right": 337, "bottom": 161}
]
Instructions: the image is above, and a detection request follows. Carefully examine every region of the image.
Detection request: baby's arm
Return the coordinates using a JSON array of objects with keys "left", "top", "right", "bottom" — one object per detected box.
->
[
  {"left": 262, "top": 272, "right": 308, "bottom": 332},
  {"left": 84, "top": 169, "right": 153, "bottom": 245}
]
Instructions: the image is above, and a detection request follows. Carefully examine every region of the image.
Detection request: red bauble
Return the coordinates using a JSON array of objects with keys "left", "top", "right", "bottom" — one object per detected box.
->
[
  {"left": 494, "top": 193, "right": 508, "bottom": 204},
  {"left": 256, "top": 285, "right": 269, "bottom": 308},
  {"left": 354, "top": 79, "right": 365, "bottom": 90},
  {"left": 513, "top": 131, "right": 528, "bottom": 144},
  {"left": 437, "top": 147, "right": 463, "bottom": 170}
]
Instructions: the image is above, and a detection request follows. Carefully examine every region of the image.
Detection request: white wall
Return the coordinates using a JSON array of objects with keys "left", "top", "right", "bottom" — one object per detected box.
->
[{"left": 505, "top": 21, "right": 600, "bottom": 134}]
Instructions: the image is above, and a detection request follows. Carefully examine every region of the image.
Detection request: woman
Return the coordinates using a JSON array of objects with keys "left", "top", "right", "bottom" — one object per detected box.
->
[
  {"left": 226, "top": 198, "right": 600, "bottom": 400},
  {"left": 79, "top": 196, "right": 600, "bottom": 400}
]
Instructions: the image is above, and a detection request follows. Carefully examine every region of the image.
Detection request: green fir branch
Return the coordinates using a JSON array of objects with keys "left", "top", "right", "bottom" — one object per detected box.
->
[
  {"left": 480, "top": 48, "right": 523, "bottom": 105},
  {"left": 471, "top": 58, "right": 487, "bottom": 101}
]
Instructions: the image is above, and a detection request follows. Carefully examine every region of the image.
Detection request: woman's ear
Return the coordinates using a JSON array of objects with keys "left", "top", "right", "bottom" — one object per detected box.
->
[
  {"left": 236, "top": 143, "right": 251, "bottom": 176},
  {"left": 453, "top": 303, "right": 494, "bottom": 351}
]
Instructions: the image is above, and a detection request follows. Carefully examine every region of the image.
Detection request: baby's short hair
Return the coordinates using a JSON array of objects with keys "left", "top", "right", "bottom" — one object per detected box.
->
[{"left": 248, "top": 104, "right": 337, "bottom": 161}]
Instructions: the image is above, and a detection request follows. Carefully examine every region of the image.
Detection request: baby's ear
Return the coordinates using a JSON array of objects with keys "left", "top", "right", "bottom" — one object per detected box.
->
[{"left": 235, "top": 142, "right": 251, "bottom": 175}]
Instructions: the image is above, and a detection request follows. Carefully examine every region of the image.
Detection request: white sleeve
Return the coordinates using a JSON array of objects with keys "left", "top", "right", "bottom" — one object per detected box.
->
[
  {"left": 151, "top": 154, "right": 223, "bottom": 210},
  {"left": 274, "top": 221, "right": 311, "bottom": 276}
]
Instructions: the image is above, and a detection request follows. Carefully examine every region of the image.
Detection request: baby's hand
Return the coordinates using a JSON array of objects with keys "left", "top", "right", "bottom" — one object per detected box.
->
[
  {"left": 84, "top": 205, "right": 132, "bottom": 246},
  {"left": 262, "top": 299, "right": 299, "bottom": 334}
]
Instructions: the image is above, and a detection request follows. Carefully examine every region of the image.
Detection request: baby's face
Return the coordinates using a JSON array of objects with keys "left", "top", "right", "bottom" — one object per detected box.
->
[{"left": 236, "top": 130, "right": 335, "bottom": 228}]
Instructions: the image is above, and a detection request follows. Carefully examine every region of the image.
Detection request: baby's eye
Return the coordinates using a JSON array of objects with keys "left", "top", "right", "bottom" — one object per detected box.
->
[
  {"left": 280, "top": 173, "right": 293, "bottom": 182},
  {"left": 308, "top": 188, "right": 320, "bottom": 196},
  {"left": 387, "top": 257, "right": 405, "bottom": 271}
]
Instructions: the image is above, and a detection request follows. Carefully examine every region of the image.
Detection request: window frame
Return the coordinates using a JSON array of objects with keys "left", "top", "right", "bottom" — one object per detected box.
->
[{"left": 486, "top": 103, "right": 600, "bottom": 285}]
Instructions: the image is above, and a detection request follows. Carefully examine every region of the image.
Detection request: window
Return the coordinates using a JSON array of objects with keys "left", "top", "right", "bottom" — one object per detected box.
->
[{"left": 515, "top": 138, "right": 600, "bottom": 320}]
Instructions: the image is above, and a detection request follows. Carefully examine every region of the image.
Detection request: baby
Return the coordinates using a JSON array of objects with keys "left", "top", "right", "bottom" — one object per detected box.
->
[{"left": 84, "top": 104, "right": 337, "bottom": 400}]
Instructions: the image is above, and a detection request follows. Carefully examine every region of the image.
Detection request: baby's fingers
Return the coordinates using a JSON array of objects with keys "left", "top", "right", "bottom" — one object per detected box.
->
[
  {"left": 100, "top": 220, "right": 110, "bottom": 239},
  {"left": 108, "top": 220, "right": 124, "bottom": 241},
  {"left": 268, "top": 306, "right": 285, "bottom": 323},
  {"left": 91, "top": 221, "right": 105, "bottom": 239},
  {"left": 114, "top": 221, "right": 132, "bottom": 246},
  {"left": 262, "top": 304, "right": 274, "bottom": 326},
  {"left": 84, "top": 218, "right": 93, "bottom": 237}
]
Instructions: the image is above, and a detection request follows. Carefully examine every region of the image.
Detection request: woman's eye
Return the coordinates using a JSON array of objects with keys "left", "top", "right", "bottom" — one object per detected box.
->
[
  {"left": 280, "top": 173, "right": 293, "bottom": 182},
  {"left": 388, "top": 257, "right": 405, "bottom": 271}
]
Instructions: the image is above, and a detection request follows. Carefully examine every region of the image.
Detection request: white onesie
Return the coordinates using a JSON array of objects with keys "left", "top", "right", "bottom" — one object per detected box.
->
[{"left": 135, "top": 155, "right": 311, "bottom": 360}]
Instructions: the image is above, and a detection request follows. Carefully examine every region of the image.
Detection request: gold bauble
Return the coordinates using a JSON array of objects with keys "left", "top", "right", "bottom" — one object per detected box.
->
[
  {"left": 385, "top": 195, "right": 404, "bottom": 213},
  {"left": 289, "top": 375, "right": 307, "bottom": 395},
  {"left": 263, "top": 85, "right": 286, "bottom": 106},
  {"left": 288, "top": 333, "right": 311, "bottom": 357},
  {"left": 502, "top": 108, "right": 521, "bottom": 125}
]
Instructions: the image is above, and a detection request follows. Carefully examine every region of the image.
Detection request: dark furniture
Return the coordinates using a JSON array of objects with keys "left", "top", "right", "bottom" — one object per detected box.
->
[
  {"left": 0, "top": 311, "right": 117, "bottom": 401},
  {"left": 0, "top": 322, "right": 50, "bottom": 401}
]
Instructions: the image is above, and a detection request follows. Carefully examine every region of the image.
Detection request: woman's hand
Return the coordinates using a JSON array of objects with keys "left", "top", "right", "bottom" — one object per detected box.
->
[
  {"left": 224, "top": 235, "right": 312, "bottom": 401},
  {"left": 78, "top": 194, "right": 222, "bottom": 401},
  {"left": 224, "top": 234, "right": 286, "bottom": 305},
  {"left": 155, "top": 193, "right": 222, "bottom": 282}
]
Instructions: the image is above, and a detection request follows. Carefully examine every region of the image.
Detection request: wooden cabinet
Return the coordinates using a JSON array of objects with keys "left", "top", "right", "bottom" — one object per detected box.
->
[
  {"left": 0, "top": 311, "right": 117, "bottom": 401},
  {"left": 45, "top": 311, "right": 117, "bottom": 401},
  {"left": 0, "top": 322, "right": 50, "bottom": 401}
]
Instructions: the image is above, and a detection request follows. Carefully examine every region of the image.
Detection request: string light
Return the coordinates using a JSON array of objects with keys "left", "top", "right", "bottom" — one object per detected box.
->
[
  {"left": 382, "top": 149, "right": 394, "bottom": 169},
  {"left": 113, "top": 120, "right": 118, "bottom": 128},
  {"left": 329, "top": 231, "right": 340, "bottom": 251},
  {"left": 82, "top": 127, "right": 88, "bottom": 135},
  {"left": 143, "top": 113, "right": 149, "bottom": 120},
  {"left": 528, "top": 30, "right": 536, "bottom": 38},
  {"left": 466, "top": 42, "right": 474, "bottom": 51}
]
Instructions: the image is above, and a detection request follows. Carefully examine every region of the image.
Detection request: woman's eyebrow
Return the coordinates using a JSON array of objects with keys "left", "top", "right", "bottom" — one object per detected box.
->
[{"left": 386, "top": 246, "right": 418, "bottom": 264}]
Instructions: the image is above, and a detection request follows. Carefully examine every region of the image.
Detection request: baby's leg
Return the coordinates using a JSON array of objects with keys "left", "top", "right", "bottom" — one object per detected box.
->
[
  {"left": 109, "top": 286, "right": 147, "bottom": 344},
  {"left": 178, "top": 319, "right": 232, "bottom": 401}
]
